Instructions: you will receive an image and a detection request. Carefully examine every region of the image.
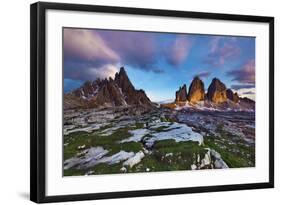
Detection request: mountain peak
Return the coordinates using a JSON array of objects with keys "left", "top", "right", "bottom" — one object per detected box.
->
[
  {"left": 226, "top": 89, "right": 239, "bottom": 103},
  {"left": 207, "top": 78, "right": 227, "bottom": 103},
  {"left": 120, "top": 66, "right": 126, "bottom": 74},
  {"left": 187, "top": 77, "right": 205, "bottom": 103},
  {"left": 114, "top": 67, "right": 135, "bottom": 93},
  {"left": 175, "top": 84, "right": 188, "bottom": 102},
  {"left": 65, "top": 66, "right": 153, "bottom": 110}
]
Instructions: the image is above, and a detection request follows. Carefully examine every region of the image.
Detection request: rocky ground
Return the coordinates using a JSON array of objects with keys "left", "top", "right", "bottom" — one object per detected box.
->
[{"left": 63, "top": 106, "right": 255, "bottom": 176}]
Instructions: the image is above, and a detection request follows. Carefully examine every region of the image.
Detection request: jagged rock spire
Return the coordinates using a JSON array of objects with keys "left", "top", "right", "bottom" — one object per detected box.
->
[
  {"left": 207, "top": 78, "right": 227, "bottom": 103},
  {"left": 175, "top": 84, "right": 188, "bottom": 102},
  {"left": 187, "top": 76, "right": 205, "bottom": 103}
]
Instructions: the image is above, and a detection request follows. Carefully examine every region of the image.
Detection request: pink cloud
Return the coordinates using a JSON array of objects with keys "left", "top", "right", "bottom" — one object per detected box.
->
[
  {"left": 205, "top": 37, "right": 241, "bottom": 67},
  {"left": 96, "top": 30, "right": 158, "bottom": 70},
  {"left": 64, "top": 28, "right": 120, "bottom": 65},
  {"left": 166, "top": 36, "right": 192, "bottom": 66},
  {"left": 227, "top": 59, "right": 255, "bottom": 84}
]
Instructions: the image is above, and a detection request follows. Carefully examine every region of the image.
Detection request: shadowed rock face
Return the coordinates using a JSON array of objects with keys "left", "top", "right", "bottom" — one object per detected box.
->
[
  {"left": 226, "top": 89, "right": 239, "bottom": 103},
  {"left": 114, "top": 67, "right": 152, "bottom": 107},
  {"left": 65, "top": 67, "right": 153, "bottom": 109},
  {"left": 72, "top": 80, "right": 100, "bottom": 98},
  {"left": 93, "top": 78, "right": 126, "bottom": 107},
  {"left": 239, "top": 97, "right": 255, "bottom": 104},
  {"left": 187, "top": 77, "right": 205, "bottom": 103},
  {"left": 114, "top": 67, "right": 135, "bottom": 97},
  {"left": 207, "top": 78, "right": 227, "bottom": 103},
  {"left": 175, "top": 84, "right": 188, "bottom": 102}
]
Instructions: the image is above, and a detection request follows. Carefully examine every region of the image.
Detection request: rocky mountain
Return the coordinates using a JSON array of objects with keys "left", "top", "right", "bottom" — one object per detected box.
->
[
  {"left": 64, "top": 67, "right": 153, "bottom": 110},
  {"left": 162, "top": 77, "right": 255, "bottom": 111},
  {"left": 207, "top": 78, "right": 227, "bottom": 103},
  {"left": 240, "top": 96, "right": 255, "bottom": 104},
  {"left": 226, "top": 89, "right": 239, "bottom": 103},
  {"left": 175, "top": 84, "right": 188, "bottom": 102},
  {"left": 187, "top": 76, "right": 205, "bottom": 103}
]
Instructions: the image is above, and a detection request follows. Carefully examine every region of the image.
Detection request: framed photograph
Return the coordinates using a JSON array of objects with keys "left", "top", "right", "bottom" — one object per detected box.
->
[{"left": 30, "top": 2, "right": 274, "bottom": 203}]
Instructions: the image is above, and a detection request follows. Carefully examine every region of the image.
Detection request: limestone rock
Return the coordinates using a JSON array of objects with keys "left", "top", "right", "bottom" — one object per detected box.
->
[
  {"left": 64, "top": 67, "right": 153, "bottom": 109},
  {"left": 175, "top": 84, "right": 188, "bottom": 102},
  {"left": 226, "top": 89, "right": 239, "bottom": 103},
  {"left": 187, "top": 76, "right": 205, "bottom": 103},
  {"left": 207, "top": 78, "right": 227, "bottom": 103}
]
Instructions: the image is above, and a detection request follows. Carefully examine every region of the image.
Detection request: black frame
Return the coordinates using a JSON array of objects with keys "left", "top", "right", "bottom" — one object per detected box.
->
[{"left": 30, "top": 1, "right": 274, "bottom": 203}]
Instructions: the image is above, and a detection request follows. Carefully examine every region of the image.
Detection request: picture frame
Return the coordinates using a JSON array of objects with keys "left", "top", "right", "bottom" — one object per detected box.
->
[{"left": 30, "top": 1, "right": 274, "bottom": 203}]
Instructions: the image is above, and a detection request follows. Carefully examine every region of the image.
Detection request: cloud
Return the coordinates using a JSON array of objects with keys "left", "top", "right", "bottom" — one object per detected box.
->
[
  {"left": 243, "top": 91, "right": 255, "bottom": 95},
  {"left": 64, "top": 60, "right": 118, "bottom": 81},
  {"left": 64, "top": 28, "right": 163, "bottom": 81},
  {"left": 87, "top": 64, "right": 119, "bottom": 80},
  {"left": 64, "top": 29, "right": 192, "bottom": 82},
  {"left": 165, "top": 36, "right": 191, "bottom": 66},
  {"left": 96, "top": 30, "right": 159, "bottom": 71},
  {"left": 204, "top": 37, "right": 241, "bottom": 67},
  {"left": 227, "top": 59, "right": 255, "bottom": 84},
  {"left": 231, "top": 84, "right": 255, "bottom": 90},
  {"left": 195, "top": 71, "right": 211, "bottom": 78},
  {"left": 64, "top": 29, "right": 120, "bottom": 66},
  {"left": 232, "top": 87, "right": 255, "bottom": 100}
]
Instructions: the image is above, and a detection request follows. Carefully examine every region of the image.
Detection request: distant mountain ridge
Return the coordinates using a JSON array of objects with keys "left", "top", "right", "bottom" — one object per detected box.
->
[
  {"left": 64, "top": 68, "right": 254, "bottom": 112},
  {"left": 164, "top": 76, "right": 255, "bottom": 111},
  {"left": 64, "top": 67, "right": 153, "bottom": 110}
]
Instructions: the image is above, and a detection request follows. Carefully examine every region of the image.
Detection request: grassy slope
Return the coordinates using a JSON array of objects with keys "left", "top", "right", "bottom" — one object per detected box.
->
[
  {"left": 64, "top": 122, "right": 255, "bottom": 176},
  {"left": 204, "top": 125, "right": 255, "bottom": 168}
]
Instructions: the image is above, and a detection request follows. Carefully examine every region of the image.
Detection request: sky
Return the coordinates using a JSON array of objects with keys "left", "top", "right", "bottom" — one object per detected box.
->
[{"left": 63, "top": 28, "right": 255, "bottom": 102}]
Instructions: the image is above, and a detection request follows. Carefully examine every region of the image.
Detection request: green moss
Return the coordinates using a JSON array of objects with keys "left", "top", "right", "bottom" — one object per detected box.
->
[
  {"left": 129, "top": 140, "right": 207, "bottom": 173},
  {"left": 160, "top": 117, "right": 176, "bottom": 123},
  {"left": 134, "top": 123, "right": 144, "bottom": 129},
  {"left": 90, "top": 163, "right": 123, "bottom": 175},
  {"left": 64, "top": 118, "right": 255, "bottom": 176},
  {"left": 63, "top": 132, "right": 92, "bottom": 160},
  {"left": 204, "top": 133, "right": 255, "bottom": 168},
  {"left": 106, "top": 141, "right": 143, "bottom": 155},
  {"left": 64, "top": 168, "right": 85, "bottom": 176},
  {"left": 64, "top": 126, "right": 145, "bottom": 160}
]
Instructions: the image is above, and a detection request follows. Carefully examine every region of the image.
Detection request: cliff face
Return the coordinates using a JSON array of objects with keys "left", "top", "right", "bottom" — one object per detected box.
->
[
  {"left": 175, "top": 84, "right": 188, "bottom": 102},
  {"left": 64, "top": 67, "right": 153, "bottom": 109},
  {"left": 226, "top": 89, "right": 239, "bottom": 103},
  {"left": 207, "top": 78, "right": 227, "bottom": 103},
  {"left": 187, "top": 77, "right": 205, "bottom": 103}
]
